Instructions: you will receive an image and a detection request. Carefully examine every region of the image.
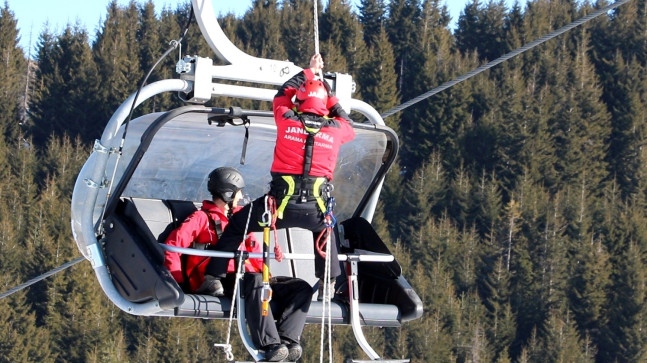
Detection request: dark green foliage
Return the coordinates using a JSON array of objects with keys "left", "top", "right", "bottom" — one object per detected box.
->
[
  {"left": 3, "top": 0, "right": 647, "bottom": 362},
  {"left": 0, "top": 4, "right": 26, "bottom": 140},
  {"left": 29, "top": 25, "right": 101, "bottom": 146}
]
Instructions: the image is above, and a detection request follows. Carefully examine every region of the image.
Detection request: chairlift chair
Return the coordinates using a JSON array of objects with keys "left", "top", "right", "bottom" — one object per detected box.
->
[{"left": 70, "top": 1, "right": 422, "bottom": 361}]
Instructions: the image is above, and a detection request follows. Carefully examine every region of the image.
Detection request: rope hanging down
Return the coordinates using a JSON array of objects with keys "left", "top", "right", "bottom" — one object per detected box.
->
[{"left": 381, "top": 0, "right": 634, "bottom": 119}]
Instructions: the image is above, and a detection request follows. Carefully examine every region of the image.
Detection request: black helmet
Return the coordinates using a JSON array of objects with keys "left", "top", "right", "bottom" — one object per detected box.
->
[{"left": 207, "top": 167, "right": 245, "bottom": 203}]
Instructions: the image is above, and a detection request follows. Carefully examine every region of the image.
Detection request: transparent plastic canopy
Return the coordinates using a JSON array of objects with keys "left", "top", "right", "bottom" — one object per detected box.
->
[{"left": 71, "top": 110, "right": 396, "bottom": 258}]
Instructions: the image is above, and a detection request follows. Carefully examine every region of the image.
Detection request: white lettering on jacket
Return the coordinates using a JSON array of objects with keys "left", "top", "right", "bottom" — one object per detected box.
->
[{"left": 285, "top": 126, "right": 333, "bottom": 143}]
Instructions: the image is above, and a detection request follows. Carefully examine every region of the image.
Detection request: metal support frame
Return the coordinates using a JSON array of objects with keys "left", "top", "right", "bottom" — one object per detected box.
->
[
  {"left": 345, "top": 254, "right": 411, "bottom": 362},
  {"left": 346, "top": 254, "right": 380, "bottom": 360}
]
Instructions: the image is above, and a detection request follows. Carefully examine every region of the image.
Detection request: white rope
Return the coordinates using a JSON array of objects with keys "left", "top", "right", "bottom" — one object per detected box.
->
[
  {"left": 313, "top": 0, "right": 320, "bottom": 55},
  {"left": 319, "top": 228, "right": 333, "bottom": 363},
  {"left": 313, "top": 0, "right": 325, "bottom": 80},
  {"left": 216, "top": 202, "right": 255, "bottom": 362}
]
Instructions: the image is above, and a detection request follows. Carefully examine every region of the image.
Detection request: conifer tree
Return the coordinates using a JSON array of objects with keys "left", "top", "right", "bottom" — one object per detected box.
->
[
  {"left": 44, "top": 263, "right": 117, "bottom": 362},
  {"left": 407, "top": 261, "right": 454, "bottom": 361},
  {"left": 356, "top": 27, "right": 400, "bottom": 131},
  {"left": 137, "top": 1, "right": 164, "bottom": 113},
  {"left": 0, "top": 293, "right": 53, "bottom": 362},
  {"left": 385, "top": 0, "right": 421, "bottom": 93},
  {"left": 598, "top": 212, "right": 647, "bottom": 362},
  {"left": 321, "top": 0, "right": 368, "bottom": 75},
  {"left": 396, "top": 0, "right": 470, "bottom": 171},
  {"left": 567, "top": 233, "right": 610, "bottom": 352},
  {"left": 540, "top": 309, "right": 596, "bottom": 362},
  {"left": 29, "top": 24, "right": 101, "bottom": 146},
  {"left": 455, "top": 0, "right": 507, "bottom": 62},
  {"left": 154, "top": 5, "right": 189, "bottom": 111},
  {"left": 93, "top": 1, "right": 144, "bottom": 121},
  {"left": 0, "top": 4, "right": 26, "bottom": 140},
  {"left": 479, "top": 256, "right": 516, "bottom": 361},
  {"left": 239, "top": 0, "right": 287, "bottom": 59},
  {"left": 397, "top": 153, "right": 446, "bottom": 247},
  {"left": 280, "top": 0, "right": 316, "bottom": 66},
  {"left": 358, "top": 0, "right": 386, "bottom": 48}
]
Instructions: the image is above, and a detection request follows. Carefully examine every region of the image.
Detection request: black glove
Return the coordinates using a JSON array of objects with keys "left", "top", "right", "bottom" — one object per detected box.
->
[{"left": 329, "top": 103, "right": 353, "bottom": 123}]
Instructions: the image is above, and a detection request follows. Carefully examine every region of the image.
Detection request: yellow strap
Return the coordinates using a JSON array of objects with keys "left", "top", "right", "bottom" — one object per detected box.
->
[
  {"left": 276, "top": 175, "right": 296, "bottom": 219},
  {"left": 275, "top": 176, "right": 328, "bottom": 218},
  {"left": 312, "top": 177, "right": 327, "bottom": 213}
]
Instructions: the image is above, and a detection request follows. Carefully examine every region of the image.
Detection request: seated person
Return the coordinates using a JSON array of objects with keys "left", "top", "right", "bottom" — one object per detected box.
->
[{"left": 163, "top": 167, "right": 311, "bottom": 361}]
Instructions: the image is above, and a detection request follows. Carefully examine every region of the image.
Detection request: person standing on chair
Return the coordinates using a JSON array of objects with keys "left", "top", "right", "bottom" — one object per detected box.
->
[{"left": 199, "top": 53, "right": 355, "bottom": 301}]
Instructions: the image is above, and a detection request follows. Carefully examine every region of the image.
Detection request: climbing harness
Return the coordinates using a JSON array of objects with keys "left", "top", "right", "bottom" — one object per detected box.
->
[{"left": 274, "top": 113, "right": 333, "bottom": 219}]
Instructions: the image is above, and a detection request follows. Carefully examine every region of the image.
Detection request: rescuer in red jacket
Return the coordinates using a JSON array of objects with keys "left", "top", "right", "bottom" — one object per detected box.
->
[
  {"left": 163, "top": 166, "right": 262, "bottom": 292},
  {"left": 164, "top": 167, "right": 311, "bottom": 362},
  {"left": 200, "top": 53, "right": 356, "bottom": 303}
]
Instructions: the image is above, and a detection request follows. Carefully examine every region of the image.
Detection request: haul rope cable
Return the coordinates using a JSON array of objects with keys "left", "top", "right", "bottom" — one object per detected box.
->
[
  {"left": 0, "top": 0, "right": 633, "bottom": 305},
  {"left": 381, "top": 0, "right": 634, "bottom": 119}
]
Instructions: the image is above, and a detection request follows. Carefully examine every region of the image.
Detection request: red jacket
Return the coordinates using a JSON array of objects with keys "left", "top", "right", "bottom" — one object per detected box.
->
[
  {"left": 271, "top": 69, "right": 355, "bottom": 180},
  {"left": 163, "top": 200, "right": 262, "bottom": 292}
]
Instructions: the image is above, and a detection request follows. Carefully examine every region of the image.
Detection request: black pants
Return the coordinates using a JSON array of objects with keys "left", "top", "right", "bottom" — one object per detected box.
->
[
  {"left": 204, "top": 195, "right": 341, "bottom": 279},
  {"left": 242, "top": 274, "right": 312, "bottom": 347}
]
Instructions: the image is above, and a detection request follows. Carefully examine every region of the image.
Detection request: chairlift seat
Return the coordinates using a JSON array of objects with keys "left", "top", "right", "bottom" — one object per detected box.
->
[{"left": 103, "top": 196, "right": 411, "bottom": 326}]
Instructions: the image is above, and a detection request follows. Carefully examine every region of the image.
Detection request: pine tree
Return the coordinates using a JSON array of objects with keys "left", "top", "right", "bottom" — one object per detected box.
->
[
  {"left": 0, "top": 292, "right": 54, "bottom": 362},
  {"left": 321, "top": 0, "right": 368, "bottom": 75},
  {"left": 93, "top": 1, "right": 144, "bottom": 122},
  {"left": 29, "top": 24, "right": 101, "bottom": 146},
  {"left": 540, "top": 309, "right": 596, "bottom": 362},
  {"left": 358, "top": 0, "right": 386, "bottom": 48},
  {"left": 238, "top": 0, "right": 287, "bottom": 59},
  {"left": 356, "top": 27, "right": 400, "bottom": 131},
  {"left": 567, "top": 232, "right": 610, "bottom": 352},
  {"left": 385, "top": 0, "right": 421, "bottom": 93},
  {"left": 396, "top": 0, "right": 470, "bottom": 171},
  {"left": 397, "top": 153, "right": 446, "bottom": 248},
  {"left": 0, "top": 3, "right": 26, "bottom": 139},
  {"left": 281, "top": 0, "right": 316, "bottom": 66},
  {"left": 598, "top": 210, "right": 647, "bottom": 362},
  {"left": 479, "top": 256, "right": 516, "bottom": 361},
  {"left": 136, "top": 0, "right": 164, "bottom": 113},
  {"left": 455, "top": 0, "right": 507, "bottom": 62}
]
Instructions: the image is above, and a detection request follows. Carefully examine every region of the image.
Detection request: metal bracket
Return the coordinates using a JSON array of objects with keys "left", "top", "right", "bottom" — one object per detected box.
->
[
  {"left": 93, "top": 139, "right": 114, "bottom": 154},
  {"left": 84, "top": 177, "right": 109, "bottom": 189}
]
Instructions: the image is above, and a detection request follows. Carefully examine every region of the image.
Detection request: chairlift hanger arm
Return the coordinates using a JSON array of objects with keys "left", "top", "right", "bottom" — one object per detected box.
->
[{"left": 190, "top": 0, "right": 300, "bottom": 84}]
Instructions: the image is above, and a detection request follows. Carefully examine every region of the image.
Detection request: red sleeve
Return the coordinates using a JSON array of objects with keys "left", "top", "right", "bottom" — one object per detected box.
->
[
  {"left": 163, "top": 211, "right": 207, "bottom": 283},
  {"left": 326, "top": 95, "right": 340, "bottom": 109},
  {"left": 244, "top": 233, "right": 263, "bottom": 273},
  {"left": 338, "top": 116, "right": 356, "bottom": 144}
]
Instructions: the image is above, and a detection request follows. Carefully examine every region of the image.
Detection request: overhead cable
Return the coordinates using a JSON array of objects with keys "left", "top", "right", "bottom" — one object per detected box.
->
[
  {"left": 381, "top": 0, "right": 634, "bottom": 118},
  {"left": 0, "top": 256, "right": 85, "bottom": 300}
]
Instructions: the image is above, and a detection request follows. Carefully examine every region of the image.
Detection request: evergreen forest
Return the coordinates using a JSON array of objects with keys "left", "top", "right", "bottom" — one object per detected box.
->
[{"left": 1, "top": 0, "right": 647, "bottom": 361}]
